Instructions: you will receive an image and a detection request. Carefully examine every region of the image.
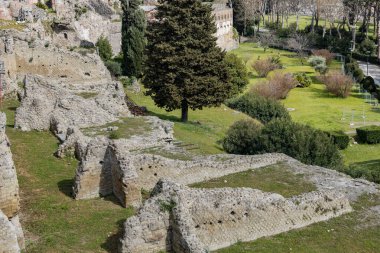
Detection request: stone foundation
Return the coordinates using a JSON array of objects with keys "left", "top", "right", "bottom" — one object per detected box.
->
[
  {"left": 119, "top": 179, "right": 352, "bottom": 253},
  {"left": 0, "top": 113, "right": 24, "bottom": 252}
]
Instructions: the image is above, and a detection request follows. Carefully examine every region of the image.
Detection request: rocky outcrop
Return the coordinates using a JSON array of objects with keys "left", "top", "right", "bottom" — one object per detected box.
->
[
  {"left": 120, "top": 179, "right": 352, "bottom": 253},
  {"left": 14, "top": 75, "right": 131, "bottom": 139},
  {"left": 0, "top": 113, "right": 24, "bottom": 252}
]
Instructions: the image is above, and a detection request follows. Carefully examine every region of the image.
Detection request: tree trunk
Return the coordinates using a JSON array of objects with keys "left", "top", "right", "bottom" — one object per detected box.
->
[
  {"left": 296, "top": 14, "right": 299, "bottom": 31},
  {"left": 181, "top": 100, "right": 188, "bottom": 122},
  {"left": 378, "top": 18, "right": 380, "bottom": 61}
]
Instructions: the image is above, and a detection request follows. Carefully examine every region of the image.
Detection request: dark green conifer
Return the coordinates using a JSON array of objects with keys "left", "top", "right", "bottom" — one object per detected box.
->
[
  {"left": 121, "top": 0, "right": 146, "bottom": 77},
  {"left": 143, "top": 0, "right": 233, "bottom": 122}
]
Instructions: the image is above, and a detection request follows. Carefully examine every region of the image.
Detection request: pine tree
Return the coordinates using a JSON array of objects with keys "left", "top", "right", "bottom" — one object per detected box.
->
[
  {"left": 143, "top": 0, "right": 233, "bottom": 122},
  {"left": 121, "top": 0, "right": 146, "bottom": 77}
]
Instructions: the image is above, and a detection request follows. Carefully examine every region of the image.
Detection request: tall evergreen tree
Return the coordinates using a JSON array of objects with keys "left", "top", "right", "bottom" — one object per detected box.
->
[
  {"left": 121, "top": 0, "right": 146, "bottom": 77},
  {"left": 143, "top": 0, "right": 233, "bottom": 122}
]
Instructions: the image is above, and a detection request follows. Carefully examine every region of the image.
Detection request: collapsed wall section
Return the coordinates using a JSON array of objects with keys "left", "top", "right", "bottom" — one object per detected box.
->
[
  {"left": 0, "top": 113, "right": 24, "bottom": 252},
  {"left": 120, "top": 180, "right": 352, "bottom": 253}
]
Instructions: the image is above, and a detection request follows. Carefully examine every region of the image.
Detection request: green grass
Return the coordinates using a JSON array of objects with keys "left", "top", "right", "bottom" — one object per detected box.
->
[
  {"left": 127, "top": 90, "right": 250, "bottom": 155},
  {"left": 0, "top": 19, "right": 26, "bottom": 31},
  {"left": 191, "top": 163, "right": 317, "bottom": 198},
  {"left": 2, "top": 100, "right": 134, "bottom": 252},
  {"left": 231, "top": 42, "right": 380, "bottom": 176},
  {"left": 215, "top": 193, "right": 380, "bottom": 253},
  {"left": 82, "top": 117, "right": 152, "bottom": 139}
]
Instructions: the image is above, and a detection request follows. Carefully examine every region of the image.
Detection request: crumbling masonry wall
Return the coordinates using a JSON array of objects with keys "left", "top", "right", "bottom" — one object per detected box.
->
[
  {"left": 120, "top": 180, "right": 352, "bottom": 253},
  {"left": 0, "top": 113, "right": 25, "bottom": 252}
]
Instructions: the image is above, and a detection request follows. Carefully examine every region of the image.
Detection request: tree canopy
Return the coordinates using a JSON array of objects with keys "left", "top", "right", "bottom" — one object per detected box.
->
[{"left": 143, "top": 0, "right": 234, "bottom": 122}]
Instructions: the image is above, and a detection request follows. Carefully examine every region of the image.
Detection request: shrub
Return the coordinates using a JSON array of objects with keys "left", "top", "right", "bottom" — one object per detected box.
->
[
  {"left": 356, "top": 125, "right": 380, "bottom": 144},
  {"left": 293, "top": 73, "right": 312, "bottom": 88},
  {"left": 252, "top": 72, "right": 297, "bottom": 100},
  {"left": 345, "top": 58, "right": 365, "bottom": 82},
  {"left": 252, "top": 58, "right": 280, "bottom": 77},
  {"left": 308, "top": 56, "right": 327, "bottom": 74},
  {"left": 105, "top": 60, "right": 122, "bottom": 77},
  {"left": 358, "top": 39, "right": 376, "bottom": 56},
  {"left": 312, "top": 49, "right": 335, "bottom": 65},
  {"left": 226, "top": 93, "right": 291, "bottom": 124},
  {"left": 361, "top": 76, "right": 377, "bottom": 94},
  {"left": 109, "top": 131, "right": 121, "bottom": 139},
  {"left": 96, "top": 36, "right": 113, "bottom": 61},
  {"left": 320, "top": 72, "right": 354, "bottom": 98},
  {"left": 223, "top": 119, "right": 344, "bottom": 169},
  {"left": 326, "top": 131, "right": 350, "bottom": 150},
  {"left": 345, "top": 165, "right": 380, "bottom": 184},
  {"left": 222, "top": 119, "right": 263, "bottom": 155},
  {"left": 36, "top": 0, "right": 48, "bottom": 10},
  {"left": 224, "top": 53, "right": 249, "bottom": 96},
  {"left": 308, "top": 56, "right": 326, "bottom": 67}
]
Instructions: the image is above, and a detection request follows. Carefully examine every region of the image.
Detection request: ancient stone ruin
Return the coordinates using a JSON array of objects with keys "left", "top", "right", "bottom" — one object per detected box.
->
[
  {"left": 14, "top": 74, "right": 131, "bottom": 139},
  {"left": 0, "top": 113, "right": 24, "bottom": 252},
  {"left": 119, "top": 179, "right": 352, "bottom": 253}
]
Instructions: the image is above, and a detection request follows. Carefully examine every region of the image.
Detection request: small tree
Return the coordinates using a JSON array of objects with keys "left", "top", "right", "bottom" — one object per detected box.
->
[
  {"left": 287, "top": 34, "right": 309, "bottom": 64},
  {"left": 258, "top": 33, "right": 275, "bottom": 52},
  {"left": 143, "top": 0, "right": 233, "bottom": 122},
  {"left": 224, "top": 53, "right": 249, "bottom": 97},
  {"left": 121, "top": 0, "right": 146, "bottom": 77},
  {"left": 96, "top": 36, "right": 113, "bottom": 61}
]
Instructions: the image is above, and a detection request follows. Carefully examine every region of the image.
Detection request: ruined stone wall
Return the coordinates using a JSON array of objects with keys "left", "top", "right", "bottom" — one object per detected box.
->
[
  {"left": 120, "top": 180, "right": 352, "bottom": 253},
  {"left": 113, "top": 150, "right": 288, "bottom": 190},
  {"left": 14, "top": 75, "right": 131, "bottom": 134},
  {"left": 72, "top": 117, "right": 174, "bottom": 204},
  {"left": 0, "top": 32, "right": 111, "bottom": 86},
  {"left": 0, "top": 113, "right": 24, "bottom": 252}
]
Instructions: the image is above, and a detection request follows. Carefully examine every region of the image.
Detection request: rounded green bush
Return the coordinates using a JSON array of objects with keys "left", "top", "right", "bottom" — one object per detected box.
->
[
  {"left": 222, "top": 119, "right": 263, "bottom": 155},
  {"left": 226, "top": 93, "right": 290, "bottom": 124},
  {"left": 223, "top": 119, "right": 344, "bottom": 169},
  {"left": 294, "top": 73, "right": 312, "bottom": 88}
]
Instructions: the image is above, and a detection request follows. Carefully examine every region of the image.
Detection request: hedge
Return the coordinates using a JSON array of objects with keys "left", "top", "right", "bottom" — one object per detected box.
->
[
  {"left": 326, "top": 131, "right": 350, "bottom": 150},
  {"left": 356, "top": 125, "right": 380, "bottom": 144}
]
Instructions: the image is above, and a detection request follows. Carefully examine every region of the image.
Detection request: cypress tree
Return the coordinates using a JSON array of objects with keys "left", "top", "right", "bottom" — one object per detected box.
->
[
  {"left": 143, "top": 0, "right": 233, "bottom": 122},
  {"left": 121, "top": 0, "right": 146, "bottom": 77}
]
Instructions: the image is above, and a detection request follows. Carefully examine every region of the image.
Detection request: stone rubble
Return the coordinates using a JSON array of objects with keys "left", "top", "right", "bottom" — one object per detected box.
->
[{"left": 0, "top": 113, "right": 24, "bottom": 252}]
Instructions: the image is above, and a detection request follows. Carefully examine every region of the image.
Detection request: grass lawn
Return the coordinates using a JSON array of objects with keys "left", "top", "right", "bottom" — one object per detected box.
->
[
  {"left": 2, "top": 100, "right": 134, "bottom": 253},
  {"left": 191, "top": 163, "right": 316, "bottom": 198},
  {"left": 126, "top": 91, "right": 251, "bottom": 155},
  {"left": 231, "top": 42, "right": 380, "bottom": 175}
]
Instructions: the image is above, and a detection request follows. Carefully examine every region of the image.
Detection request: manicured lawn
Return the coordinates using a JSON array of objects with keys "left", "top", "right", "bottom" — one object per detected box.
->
[
  {"left": 231, "top": 43, "right": 380, "bottom": 174},
  {"left": 215, "top": 194, "right": 380, "bottom": 253},
  {"left": 2, "top": 100, "right": 134, "bottom": 253},
  {"left": 191, "top": 162, "right": 317, "bottom": 198}
]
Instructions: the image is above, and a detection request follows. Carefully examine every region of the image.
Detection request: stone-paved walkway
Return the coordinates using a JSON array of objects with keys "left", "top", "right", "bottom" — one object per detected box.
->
[{"left": 358, "top": 61, "right": 380, "bottom": 86}]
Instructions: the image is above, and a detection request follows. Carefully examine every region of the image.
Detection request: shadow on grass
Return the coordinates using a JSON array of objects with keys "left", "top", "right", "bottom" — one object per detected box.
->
[
  {"left": 103, "top": 194, "right": 124, "bottom": 207},
  {"left": 57, "top": 179, "right": 74, "bottom": 197},
  {"left": 308, "top": 86, "right": 334, "bottom": 99},
  {"left": 101, "top": 219, "right": 125, "bottom": 252},
  {"left": 147, "top": 111, "right": 181, "bottom": 123}
]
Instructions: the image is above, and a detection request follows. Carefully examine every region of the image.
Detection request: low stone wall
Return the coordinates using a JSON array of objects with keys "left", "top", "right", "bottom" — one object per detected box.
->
[
  {"left": 120, "top": 180, "right": 352, "bottom": 253},
  {"left": 0, "top": 113, "right": 24, "bottom": 252}
]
